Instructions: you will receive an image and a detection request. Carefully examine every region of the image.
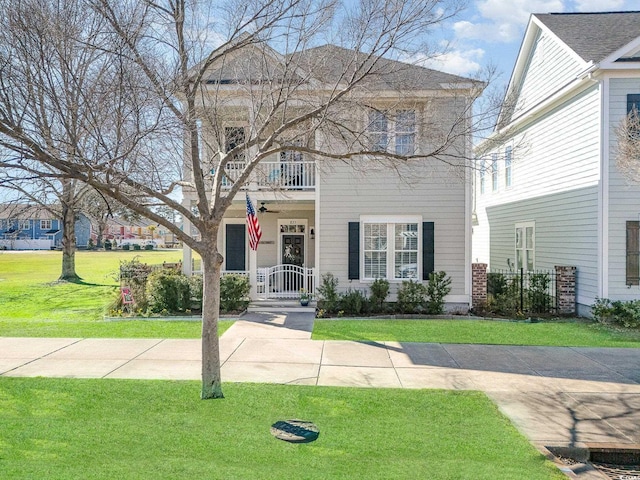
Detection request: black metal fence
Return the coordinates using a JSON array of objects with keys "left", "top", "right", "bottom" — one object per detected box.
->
[{"left": 487, "top": 268, "right": 557, "bottom": 315}]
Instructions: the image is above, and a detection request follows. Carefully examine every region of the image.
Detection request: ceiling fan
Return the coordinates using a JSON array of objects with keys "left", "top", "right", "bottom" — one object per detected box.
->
[{"left": 258, "top": 202, "right": 280, "bottom": 214}]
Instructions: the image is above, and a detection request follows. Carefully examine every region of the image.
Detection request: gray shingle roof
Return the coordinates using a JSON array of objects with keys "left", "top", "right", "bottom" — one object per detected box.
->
[
  {"left": 289, "top": 45, "right": 473, "bottom": 90},
  {"left": 535, "top": 11, "right": 640, "bottom": 63}
]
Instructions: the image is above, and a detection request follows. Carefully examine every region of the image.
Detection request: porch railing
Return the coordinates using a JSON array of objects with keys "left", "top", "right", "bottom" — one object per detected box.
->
[{"left": 220, "top": 160, "right": 316, "bottom": 190}]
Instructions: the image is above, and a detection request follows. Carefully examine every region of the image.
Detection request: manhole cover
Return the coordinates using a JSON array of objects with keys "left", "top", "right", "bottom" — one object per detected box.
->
[{"left": 270, "top": 419, "right": 319, "bottom": 443}]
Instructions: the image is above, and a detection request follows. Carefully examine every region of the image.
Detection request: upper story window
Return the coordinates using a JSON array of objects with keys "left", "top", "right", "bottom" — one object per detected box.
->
[
  {"left": 19, "top": 220, "right": 30, "bottom": 230},
  {"left": 491, "top": 153, "right": 498, "bottom": 192},
  {"left": 225, "top": 126, "right": 246, "bottom": 161},
  {"left": 40, "top": 219, "right": 52, "bottom": 230},
  {"left": 479, "top": 159, "right": 486, "bottom": 194},
  {"left": 367, "top": 109, "right": 416, "bottom": 155},
  {"left": 505, "top": 146, "right": 512, "bottom": 188}
]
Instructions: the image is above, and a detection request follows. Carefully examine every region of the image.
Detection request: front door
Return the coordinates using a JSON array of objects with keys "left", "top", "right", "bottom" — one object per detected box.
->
[{"left": 282, "top": 234, "right": 304, "bottom": 292}]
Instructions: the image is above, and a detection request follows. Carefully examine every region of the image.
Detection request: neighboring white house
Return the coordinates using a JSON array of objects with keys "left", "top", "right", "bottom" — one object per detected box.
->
[
  {"left": 181, "top": 43, "right": 479, "bottom": 309},
  {"left": 473, "top": 11, "right": 640, "bottom": 315}
]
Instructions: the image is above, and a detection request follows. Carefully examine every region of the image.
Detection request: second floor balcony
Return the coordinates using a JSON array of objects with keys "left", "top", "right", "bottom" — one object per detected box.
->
[{"left": 220, "top": 160, "right": 316, "bottom": 191}]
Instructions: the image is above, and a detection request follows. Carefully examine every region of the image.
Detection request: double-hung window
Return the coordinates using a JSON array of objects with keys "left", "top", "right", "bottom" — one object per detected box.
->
[
  {"left": 505, "top": 146, "right": 512, "bottom": 187},
  {"left": 40, "top": 219, "right": 52, "bottom": 230},
  {"left": 479, "top": 159, "right": 486, "bottom": 194},
  {"left": 368, "top": 109, "right": 416, "bottom": 154},
  {"left": 19, "top": 220, "right": 30, "bottom": 230},
  {"left": 491, "top": 153, "right": 498, "bottom": 192},
  {"left": 515, "top": 222, "right": 535, "bottom": 271},
  {"left": 363, "top": 218, "right": 420, "bottom": 280}
]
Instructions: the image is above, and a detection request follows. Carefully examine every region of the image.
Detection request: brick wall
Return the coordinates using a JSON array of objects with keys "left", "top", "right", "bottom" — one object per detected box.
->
[
  {"left": 555, "top": 266, "right": 576, "bottom": 315},
  {"left": 471, "top": 263, "right": 487, "bottom": 311}
]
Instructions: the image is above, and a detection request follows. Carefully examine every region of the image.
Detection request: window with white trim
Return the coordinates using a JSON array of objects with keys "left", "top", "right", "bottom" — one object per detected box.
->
[
  {"left": 40, "top": 219, "right": 52, "bottom": 230},
  {"left": 491, "top": 153, "right": 498, "bottom": 192},
  {"left": 367, "top": 109, "right": 415, "bottom": 154},
  {"left": 515, "top": 222, "right": 535, "bottom": 271},
  {"left": 505, "top": 146, "right": 512, "bottom": 187},
  {"left": 479, "top": 159, "right": 486, "bottom": 194},
  {"left": 363, "top": 219, "right": 420, "bottom": 280},
  {"left": 19, "top": 220, "right": 30, "bottom": 230}
]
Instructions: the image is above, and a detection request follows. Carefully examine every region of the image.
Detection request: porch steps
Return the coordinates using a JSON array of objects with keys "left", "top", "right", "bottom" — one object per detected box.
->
[{"left": 247, "top": 300, "right": 316, "bottom": 313}]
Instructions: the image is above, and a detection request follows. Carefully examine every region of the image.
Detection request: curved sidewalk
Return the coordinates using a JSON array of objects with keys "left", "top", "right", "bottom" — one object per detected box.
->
[{"left": 1, "top": 311, "right": 639, "bottom": 453}]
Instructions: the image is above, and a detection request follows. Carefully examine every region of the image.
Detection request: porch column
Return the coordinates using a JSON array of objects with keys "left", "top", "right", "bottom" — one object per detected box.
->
[
  {"left": 249, "top": 247, "right": 258, "bottom": 300},
  {"left": 182, "top": 216, "right": 193, "bottom": 276}
]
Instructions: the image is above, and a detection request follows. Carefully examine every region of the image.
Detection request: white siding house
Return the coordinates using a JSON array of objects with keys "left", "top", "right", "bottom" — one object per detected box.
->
[
  {"left": 182, "top": 44, "right": 479, "bottom": 309},
  {"left": 474, "top": 11, "right": 640, "bottom": 315}
]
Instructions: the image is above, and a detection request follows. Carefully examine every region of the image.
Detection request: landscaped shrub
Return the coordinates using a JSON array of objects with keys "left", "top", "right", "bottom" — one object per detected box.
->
[
  {"left": 489, "top": 275, "right": 522, "bottom": 316},
  {"left": 397, "top": 280, "right": 426, "bottom": 314},
  {"left": 592, "top": 298, "right": 640, "bottom": 329},
  {"left": 339, "top": 289, "right": 368, "bottom": 315},
  {"left": 146, "top": 269, "right": 191, "bottom": 314},
  {"left": 104, "top": 239, "right": 112, "bottom": 250},
  {"left": 317, "top": 273, "right": 340, "bottom": 314},
  {"left": 219, "top": 274, "right": 250, "bottom": 313},
  {"left": 369, "top": 278, "right": 390, "bottom": 313},
  {"left": 425, "top": 271, "right": 452, "bottom": 314},
  {"left": 487, "top": 272, "right": 507, "bottom": 297},
  {"left": 527, "top": 273, "right": 551, "bottom": 313},
  {"left": 189, "top": 274, "right": 203, "bottom": 310}
]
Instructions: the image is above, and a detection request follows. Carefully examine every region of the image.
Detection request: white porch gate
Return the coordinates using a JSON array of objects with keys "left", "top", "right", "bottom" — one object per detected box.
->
[{"left": 256, "top": 264, "right": 316, "bottom": 300}]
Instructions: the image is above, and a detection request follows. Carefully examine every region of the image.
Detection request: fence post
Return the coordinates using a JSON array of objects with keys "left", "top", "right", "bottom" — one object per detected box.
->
[
  {"left": 555, "top": 266, "right": 576, "bottom": 315},
  {"left": 472, "top": 263, "right": 488, "bottom": 311},
  {"left": 520, "top": 268, "right": 524, "bottom": 312}
]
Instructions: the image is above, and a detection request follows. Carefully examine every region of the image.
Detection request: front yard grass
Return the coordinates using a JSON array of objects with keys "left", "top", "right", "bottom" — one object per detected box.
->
[
  {"left": 0, "top": 378, "right": 565, "bottom": 480},
  {"left": 312, "top": 319, "right": 640, "bottom": 348},
  {"left": 0, "top": 250, "right": 235, "bottom": 338}
]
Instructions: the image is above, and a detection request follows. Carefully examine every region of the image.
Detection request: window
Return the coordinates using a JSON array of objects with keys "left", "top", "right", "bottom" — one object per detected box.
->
[
  {"left": 479, "top": 159, "right": 486, "bottom": 194},
  {"left": 395, "top": 110, "right": 416, "bottom": 155},
  {"left": 225, "top": 126, "right": 245, "bottom": 161},
  {"left": 363, "top": 220, "right": 419, "bottom": 280},
  {"left": 368, "top": 112, "right": 388, "bottom": 152},
  {"left": 627, "top": 221, "right": 639, "bottom": 286},
  {"left": 491, "top": 153, "right": 498, "bottom": 192},
  {"left": 40, "top": 219, "right": 52, "bottom": 230},
  {"left": 628, "top": 94, "right": 640, "bottom": 115},
  {"left": 19, "top": 220, "right": 30, "bottom": 230},
  {"left": 515, "top": 222, "right": 535, "bottom": 271},
  {"left": 367, "top": 109, "right": 415, "bottom": 154},
  {"left": 505, "top": 146, "right": 512, "bottom": 187}
]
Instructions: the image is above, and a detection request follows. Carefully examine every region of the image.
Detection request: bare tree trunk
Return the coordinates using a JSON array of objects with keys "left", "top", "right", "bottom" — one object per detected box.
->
[
  {"left": 201, "top": 245, "right": 224, "bottom": 399},
  {"left": 59, "top": 180, "right": 80, "bottom": 282},
  {"left": 59, "top": 202, "right": 80, "bottom": 281}
]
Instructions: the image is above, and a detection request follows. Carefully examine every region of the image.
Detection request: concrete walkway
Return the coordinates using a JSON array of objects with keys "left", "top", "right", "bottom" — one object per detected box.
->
[{"left": 1, "top": 311, "right": 639, "bottom": 470}]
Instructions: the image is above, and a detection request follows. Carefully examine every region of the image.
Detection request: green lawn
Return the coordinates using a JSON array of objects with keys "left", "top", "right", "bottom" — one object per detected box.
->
[
  {"left": 0, "top": 378, "right": 565, "bottom": 480},
  {"left": 0, "top": 250, "right": 233, "bottom": 338},
  {"left": 312, "top": 319, "right": 640, "bottom": 348}
]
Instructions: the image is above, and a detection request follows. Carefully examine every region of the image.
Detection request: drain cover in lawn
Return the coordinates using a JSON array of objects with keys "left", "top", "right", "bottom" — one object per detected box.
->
[{"left": 270, "top": 420, "right": 319, "bottom": 443}]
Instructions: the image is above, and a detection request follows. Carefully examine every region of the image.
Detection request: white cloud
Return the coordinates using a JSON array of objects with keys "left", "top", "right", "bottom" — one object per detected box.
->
[
  {"left": 572, "top": 0, "right": 625, "bottom": 11},
  {"left": 412, "top": 48, "right": 485, "bottom": 76},
  {"left": 454, "top": 0, "right": 564, "bottom": 43}
]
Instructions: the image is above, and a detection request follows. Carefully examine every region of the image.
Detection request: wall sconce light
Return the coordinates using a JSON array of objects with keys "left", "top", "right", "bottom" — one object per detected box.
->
[{"left": 310, "top": 227, "right": 315, "bottom": 239}]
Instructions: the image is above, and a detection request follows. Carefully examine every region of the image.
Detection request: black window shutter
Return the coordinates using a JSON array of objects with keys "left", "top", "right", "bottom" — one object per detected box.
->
[
  {"left": 627, "top": 221, "right": 640, "bottom": 286},
  {"left": 348, "top": 222, "right": 360, "bottom": 280},
  {"left": 225, "top": 224, "right": 246, "bottom": 271},
  {"left": 422, "top": 222, "right": 434, "bottom": 280}
]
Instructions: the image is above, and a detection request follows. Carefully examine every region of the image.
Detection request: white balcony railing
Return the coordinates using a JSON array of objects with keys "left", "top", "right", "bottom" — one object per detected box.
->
[{"left": 219, "top": 160, "right": 316, "bottom": 190}]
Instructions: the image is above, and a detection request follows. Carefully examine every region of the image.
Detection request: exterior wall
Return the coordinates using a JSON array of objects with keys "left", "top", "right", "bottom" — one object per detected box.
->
[
  {"left": 606, "top": 76, "right": 640, "bottom": 300},
  {"left": 318, "top": 159, "right": 469, "bottom": 304},
  {"left": 513, "top": 30, "right": 584, "bottom": 117},
  {"left": 474, "top": 83, "right": 602, "bottom": 312},
  {"left": 486, "top": 187, "right": 599, "bottom": 309}
]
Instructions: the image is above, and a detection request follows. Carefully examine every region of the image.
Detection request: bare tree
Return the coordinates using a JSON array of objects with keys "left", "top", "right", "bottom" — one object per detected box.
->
[
  {"left": 0, "top": 0, "right": 485, "bottom": 399},
  {"left": 616, "top": 109, "right": 640, "bottom": 183}
]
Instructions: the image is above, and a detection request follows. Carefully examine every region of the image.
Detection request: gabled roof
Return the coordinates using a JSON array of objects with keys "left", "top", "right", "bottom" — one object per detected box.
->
[
  {"left": 535, "top": 11, "right": 640, "bottom": 63},
  {"left": 289, "top": 45, "right": 474, "bottom": 91}
]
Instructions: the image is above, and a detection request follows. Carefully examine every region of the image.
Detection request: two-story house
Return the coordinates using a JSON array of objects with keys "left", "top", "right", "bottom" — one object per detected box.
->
[
  {"left": 182, "top": 44, "right": 479, "bottom": 309},
  {"left": 474, "top": 11, "right": 640, "bottom": 315}
]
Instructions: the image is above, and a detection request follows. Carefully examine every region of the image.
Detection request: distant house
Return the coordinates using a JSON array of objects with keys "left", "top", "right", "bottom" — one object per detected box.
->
[
  {"left": 99, "top": 216, "right": 171, "bottom": 247},
  {"left": 473, "top": 11, "right": 640, "bottom": 315},
  {"left": 0, "top": 204, "right": 91, "bottom": 250}
]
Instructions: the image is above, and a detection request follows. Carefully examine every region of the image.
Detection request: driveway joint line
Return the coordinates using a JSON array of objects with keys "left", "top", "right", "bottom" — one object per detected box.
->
[{"left": 101, "top": 338, "right": 166, "bottom": 378}]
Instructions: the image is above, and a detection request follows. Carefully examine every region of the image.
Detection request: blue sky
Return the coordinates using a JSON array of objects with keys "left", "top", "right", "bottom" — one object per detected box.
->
[{"left": 425, "top": 0, "right": 639, "bottom": 86}]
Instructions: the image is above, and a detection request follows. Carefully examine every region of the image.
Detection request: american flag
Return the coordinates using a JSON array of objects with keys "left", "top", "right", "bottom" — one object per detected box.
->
[{"left": 246, "top": 193, "right": 262, "bottom": 251}]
